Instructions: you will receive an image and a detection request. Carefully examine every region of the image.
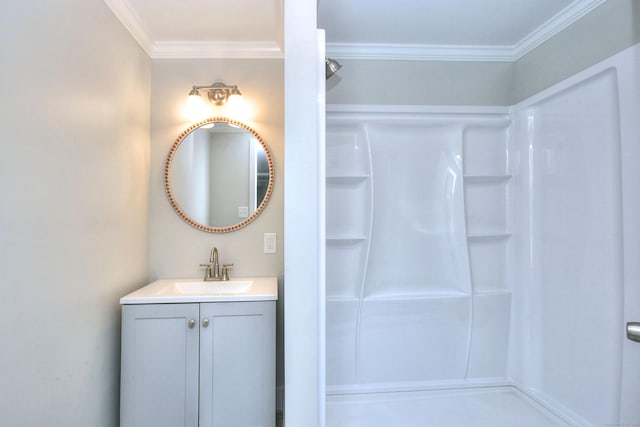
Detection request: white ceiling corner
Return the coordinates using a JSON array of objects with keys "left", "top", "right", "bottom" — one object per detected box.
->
[
  {"left": 103, "top": 0, "right": 284, "bottom": 59},
  {"left": 103, "top": 0, "right": 154, "bottom": 56}
]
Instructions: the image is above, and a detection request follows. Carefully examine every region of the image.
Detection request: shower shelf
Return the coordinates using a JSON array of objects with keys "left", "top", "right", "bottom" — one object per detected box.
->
[
  {"left": 363, "top": 292, "right": 470, "bottom": 301},
  {"left": 473, "top": 289, "right": 511, "bottom": 296},
  {"left": 466, "top": 233, "right": 512, "bottom": 241},
  {"left": 327, "top": 296, "right": 360, "bottom": 303},
  {"left": 326, "top": 235, "right": 367, "bottom": 242},
  {"left": 326, "top": 175, "right": 369, "bottom": 183},
  {"left": 463, "top": 175, "right": 512, "bottom": 183}
]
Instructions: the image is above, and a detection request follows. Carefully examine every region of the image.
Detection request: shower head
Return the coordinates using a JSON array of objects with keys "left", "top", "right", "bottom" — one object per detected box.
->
[{"left": 325, "top": 57, "right": 342, "bottom": 79}]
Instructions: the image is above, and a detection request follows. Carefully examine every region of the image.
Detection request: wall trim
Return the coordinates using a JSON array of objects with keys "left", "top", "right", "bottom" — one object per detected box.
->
[
  {"left": 151, "top": 41, "right": 283, "bottom": 59},
  {"left": 326, "top": 0, "right": 606, "bottom": 62},
  {"left": 512, "top": 0, "right": 607, "bottom": 59},
  {"left": 103, "top": 0, "right": 284, "bottom": 59},
  {"left": 326, "top": 43, "right": 515, "bottom": 62},
  {"left": 326, "top": 104, "right": 511, "bottom": 115},
  {"left": 106, "top": 0, "right": 603, "bottom": 60}
]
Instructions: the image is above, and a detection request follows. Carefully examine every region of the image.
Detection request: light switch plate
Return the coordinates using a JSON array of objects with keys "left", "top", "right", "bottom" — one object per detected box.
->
[
  {"left": 264, "top": 233, "right": 276, "bottom": 253},
  {"left": 238, "top": 206, "right": 249, "bottom": 218}
]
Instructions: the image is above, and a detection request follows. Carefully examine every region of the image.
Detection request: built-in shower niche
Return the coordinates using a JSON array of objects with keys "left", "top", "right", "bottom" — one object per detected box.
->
[
  {"left": 325, "top": 123, "right": 371, "bottom": 299},
  {"left": 326, "top": 180, "right": 368, "bottom": 240},
  {"left": 326, "top": 123, "right": 370, "bottom": 178},
  {"left": 462, "top": 125, "right": 512, "bottom": 280},
  {"left": 462, "top": 123, "right": 513, "bottom": 382},
  {"left": 463, "top": 126, "right": 510, "bottom": 176},
  {"left": 467, "top": 235, "right": 509, "bottom": 292},
  {"left": 326, "top": 238, "right": 367, "bottom": 298},
  {"left": 325, "top": 122, "right": 371, "bottom": 389}
]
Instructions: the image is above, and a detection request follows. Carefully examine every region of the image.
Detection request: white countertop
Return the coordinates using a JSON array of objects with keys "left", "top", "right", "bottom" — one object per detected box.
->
[{"left": 120, "top": 277, "right": 278, "bottom": 304}]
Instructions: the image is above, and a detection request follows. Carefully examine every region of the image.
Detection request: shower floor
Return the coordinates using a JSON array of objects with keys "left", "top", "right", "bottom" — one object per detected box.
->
[{"left": 326, "top": 386, "right": 569, "bottom": 427}]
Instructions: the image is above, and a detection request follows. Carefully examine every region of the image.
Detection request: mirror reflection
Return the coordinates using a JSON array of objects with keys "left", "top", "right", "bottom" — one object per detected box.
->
[{"left": 166, "top": 119, "right": 273, "bottom": 232}]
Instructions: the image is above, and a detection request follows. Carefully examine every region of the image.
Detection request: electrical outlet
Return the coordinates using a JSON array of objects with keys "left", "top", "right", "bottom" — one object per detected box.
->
[
  {"left": 238, "top": 206, "right": 249, "bottom": 218},
  {"left": 264, "top": 233, "right": 276, "bottom": 253}
]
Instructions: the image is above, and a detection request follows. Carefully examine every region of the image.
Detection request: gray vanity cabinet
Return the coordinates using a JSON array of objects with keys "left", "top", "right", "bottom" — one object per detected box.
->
[{"left": 120, "top": 301, "right": 275, "bottom": 427}]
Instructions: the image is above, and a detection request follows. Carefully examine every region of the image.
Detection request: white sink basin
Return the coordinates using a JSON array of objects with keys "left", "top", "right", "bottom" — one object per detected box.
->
[
  {"left": 120, "top": 277, "right": 277, "bottom": 304},
  {"left": 174, "top": 280, "right": 252, "bottom": 295}
]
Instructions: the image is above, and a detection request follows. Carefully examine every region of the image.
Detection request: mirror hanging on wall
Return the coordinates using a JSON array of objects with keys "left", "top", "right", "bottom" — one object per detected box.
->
[{"left": 165, "top": 118, "right": 274, "bottom": 233}]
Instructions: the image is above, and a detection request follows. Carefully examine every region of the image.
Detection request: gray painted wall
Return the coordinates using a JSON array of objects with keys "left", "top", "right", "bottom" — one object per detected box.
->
[
  {"left": 327, "top": 60, "right": 514, "bottom": 106},
  {"left": 148, "top": 58, "right": 284, "bottom": 396},
  {"left": 514, "top": 0, "right": 640, "bottom": 102},
  {"left": 0, "top": 1, "right": 151, "bottom": 426}
]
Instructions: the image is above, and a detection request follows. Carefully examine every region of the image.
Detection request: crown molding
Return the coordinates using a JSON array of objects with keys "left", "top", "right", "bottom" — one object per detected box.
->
[
  {"left": 512, "top": 0, "right": 606, "bottom": 59},
  {"left": 105, "top": 0, "right": 602, "bottom": 60},
  {"left": 151, "top": 41, "right": 283, "bottom": 59},
  {"left": 103, "top": 0, "right": 153, "bottom": 56},
  {"left": 326, "top": 0, "right": 606, "bottom": 62},
  {"left": 326, "top": 43, "right": 516, "bottom": 62}
]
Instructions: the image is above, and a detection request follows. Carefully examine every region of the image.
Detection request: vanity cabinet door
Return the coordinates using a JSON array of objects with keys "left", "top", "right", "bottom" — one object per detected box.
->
[
  {"left": 121, "top": 304, "right": 200, "bottom": 427},
  {"left": 199, "top": 301, "right": 276, "bottom": 427}
]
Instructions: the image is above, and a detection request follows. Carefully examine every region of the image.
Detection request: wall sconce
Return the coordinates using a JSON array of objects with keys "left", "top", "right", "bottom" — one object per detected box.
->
[{"left": 183, "top": 81, "right": 245, "bottom": 122}]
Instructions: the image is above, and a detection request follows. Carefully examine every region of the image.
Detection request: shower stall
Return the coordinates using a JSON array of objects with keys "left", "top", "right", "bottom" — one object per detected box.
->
[{"left": 323, "top": 44, "right": 640, "bottom": 426}]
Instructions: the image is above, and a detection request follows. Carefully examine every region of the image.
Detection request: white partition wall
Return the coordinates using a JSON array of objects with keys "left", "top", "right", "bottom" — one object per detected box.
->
[{"left": 284, "top": 1, "right": 325, "bottom": 424}]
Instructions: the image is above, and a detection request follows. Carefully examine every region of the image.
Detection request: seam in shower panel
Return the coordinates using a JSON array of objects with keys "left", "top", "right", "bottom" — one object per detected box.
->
[
  {"left": 353, "top": 120, "right": 374, "bottom": 385},
  {"left": 608, "top": 68, "right": 624, "bottom": 421},
  {"left": 460, "top": 125, "right": 476, "bottom": 380},
  {"left": 527, "top": 111, "right": 536, "bottom": 384}
]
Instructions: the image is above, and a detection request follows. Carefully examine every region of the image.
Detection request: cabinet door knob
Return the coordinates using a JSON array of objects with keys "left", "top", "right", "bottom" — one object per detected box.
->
[
  {"left": 188, "top": 319, "right": 196, "bottom": 329},
  {"left": 202, "top": 318, "right": 209, "bottom": 327}
]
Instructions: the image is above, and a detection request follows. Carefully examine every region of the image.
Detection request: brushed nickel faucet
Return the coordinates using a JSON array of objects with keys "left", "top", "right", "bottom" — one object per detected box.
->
[{"left": 200, "top": 247, "right": 233, "bottom": 281}]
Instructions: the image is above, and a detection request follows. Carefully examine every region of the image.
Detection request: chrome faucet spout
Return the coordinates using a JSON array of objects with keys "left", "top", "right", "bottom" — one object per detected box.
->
[
  {"left": 209, "top": 247, "right": 220, "bottom": 279},
  {"left": 201, "top": 247, "right": 231, "bottom": 281}
]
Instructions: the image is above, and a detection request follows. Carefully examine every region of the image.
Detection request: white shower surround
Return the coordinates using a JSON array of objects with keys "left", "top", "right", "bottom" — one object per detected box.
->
[{"left": 326, "top": 42, "right": 640, "bottom": 426}]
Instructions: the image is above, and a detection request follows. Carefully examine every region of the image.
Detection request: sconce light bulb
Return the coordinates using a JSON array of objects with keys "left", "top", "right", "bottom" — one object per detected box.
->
[
  {"left": 226, "top": 92, "right": 245, "bottom": 120},
  {"left": 184, "top": 90, "right": 210, "bottom": 122}
]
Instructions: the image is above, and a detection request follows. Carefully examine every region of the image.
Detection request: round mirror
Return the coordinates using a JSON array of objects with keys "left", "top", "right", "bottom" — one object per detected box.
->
[{"left": 165, "top": 117, "right": 274, "bottom": 232}]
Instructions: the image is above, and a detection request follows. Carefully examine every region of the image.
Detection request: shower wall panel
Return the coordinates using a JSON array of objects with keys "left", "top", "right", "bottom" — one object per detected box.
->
[
  {"left": 514, "top": 65, "right": 626, "bottom": 426},
  {"left": 326, "top": 109, "right": 513, "bottom": 393}
]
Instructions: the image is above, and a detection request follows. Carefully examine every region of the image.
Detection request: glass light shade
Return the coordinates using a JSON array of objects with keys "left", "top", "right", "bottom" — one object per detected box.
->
[
  {"left": 183, "top": 93, "right": 210, "bottom": 122},
  {"left": 225, "top": 93, "right": 246, "bottom": 119}
]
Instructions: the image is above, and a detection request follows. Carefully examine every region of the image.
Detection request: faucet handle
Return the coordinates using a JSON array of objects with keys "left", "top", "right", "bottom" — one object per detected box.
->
[
  {"left": 199, "top": 263, "right": 213, "bottom": 280},
  {"left": 221, "top": 263, "right": 234, "bottom": 281}
]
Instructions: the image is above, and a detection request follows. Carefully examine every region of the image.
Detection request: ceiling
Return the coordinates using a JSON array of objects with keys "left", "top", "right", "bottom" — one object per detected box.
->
[{"left": 104, "top": 0, "right": 605, "bottom": 61}]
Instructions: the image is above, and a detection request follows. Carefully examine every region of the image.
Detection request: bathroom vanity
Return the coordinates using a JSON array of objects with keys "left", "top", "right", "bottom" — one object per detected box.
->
[{"left": 119, "top": 277, "right": 277, "bottom": 427}]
